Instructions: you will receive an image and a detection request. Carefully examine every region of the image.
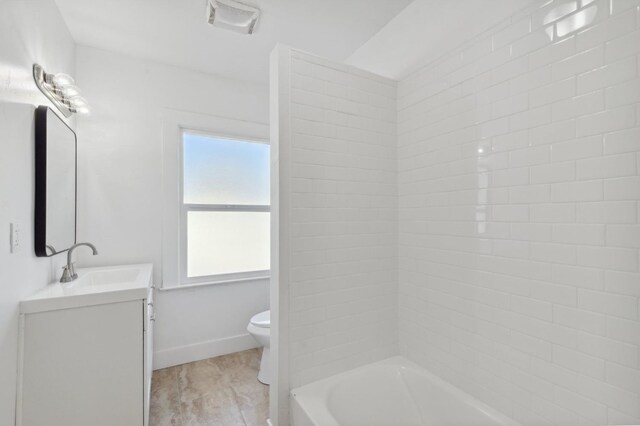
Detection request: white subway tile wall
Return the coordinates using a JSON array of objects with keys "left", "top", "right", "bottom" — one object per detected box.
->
[
  {"left": 398, "top": 0, "right": 640, "bottom": 425},
  {"left": 285, "top": 51, "right": 398, "bottom": 388}
]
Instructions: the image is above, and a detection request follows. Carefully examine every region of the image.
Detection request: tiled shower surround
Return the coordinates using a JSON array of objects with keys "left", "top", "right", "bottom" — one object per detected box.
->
[
  {"left": 281, "top": 51, "right": 398, "bottom": 386},
  {"left": 398, "top": 0, "right": 640, "bottom": 425},
  {"left": 273, "top": 48, "right": 398, "bottom": 423},
  {"left": 277, "top": 0, "right": 640, "bottom": 425}
]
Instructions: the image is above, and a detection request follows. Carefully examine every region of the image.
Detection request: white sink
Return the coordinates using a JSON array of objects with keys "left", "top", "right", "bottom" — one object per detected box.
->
[
  {"left": 80, "top": 267, "right": 142, "bottom": 286},
  {"left": 20, "top": 264, "right": 153, "bottom": 314}
]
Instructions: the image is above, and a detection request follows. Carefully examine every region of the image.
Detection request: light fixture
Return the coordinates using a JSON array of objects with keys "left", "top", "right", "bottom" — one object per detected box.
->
[
  {"left": 33, "top": 64, "right": 90, "bottom": 117},
  {"left": 68, "top": 95, "right": 87, "bottom": 107},
  {"left": 60, "top": 85, "right": 81, "bottom": 97},
  {"left": 207, "top": 0, "right": 260, "bottom": 35},
  {"left": 51, "top": 73, "right": 75, "bottom": 87}
]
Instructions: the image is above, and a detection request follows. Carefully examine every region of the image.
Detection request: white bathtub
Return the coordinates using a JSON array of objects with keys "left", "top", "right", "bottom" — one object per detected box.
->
[{"left": 291, "top": 357, "right": 521, "bottom": 426}]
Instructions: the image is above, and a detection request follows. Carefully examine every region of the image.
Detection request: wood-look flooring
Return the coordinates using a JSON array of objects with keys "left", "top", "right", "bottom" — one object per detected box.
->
[{"left": 150, "top": 348, "right": 269, "bottom": 426}]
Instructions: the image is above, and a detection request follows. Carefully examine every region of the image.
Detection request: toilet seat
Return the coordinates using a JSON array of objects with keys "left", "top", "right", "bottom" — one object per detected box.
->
[{"left": 250, "top": 310, "right": 270, "bottom": 328}]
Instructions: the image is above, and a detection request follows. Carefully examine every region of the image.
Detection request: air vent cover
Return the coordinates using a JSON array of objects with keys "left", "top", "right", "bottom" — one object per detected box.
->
[{"left": 207, "top": 0, "right": 260, "bottom": 35}]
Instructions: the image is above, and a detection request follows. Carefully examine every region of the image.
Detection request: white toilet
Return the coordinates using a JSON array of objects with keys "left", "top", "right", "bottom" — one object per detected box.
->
[{"left": 247, "top": 310, "right": 270, "bottom": 385}]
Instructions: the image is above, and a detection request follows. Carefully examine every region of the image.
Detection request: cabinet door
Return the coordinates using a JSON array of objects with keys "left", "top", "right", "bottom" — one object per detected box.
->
[
  {"left": 143, "top": 287, "right": 154, "bottom": 426},
  {"left": 20, "top": 301, "right": 144, "bottom": 426}
]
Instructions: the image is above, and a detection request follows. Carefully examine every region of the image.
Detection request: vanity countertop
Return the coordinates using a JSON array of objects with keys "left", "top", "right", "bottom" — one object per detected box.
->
[{"left": 20, "top": 263, "right": 153, "bottom": 314}]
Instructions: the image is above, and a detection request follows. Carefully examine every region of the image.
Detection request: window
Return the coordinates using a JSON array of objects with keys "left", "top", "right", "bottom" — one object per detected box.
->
[{"left": 181, "top": 131, "right": 270, "bottom": 284}]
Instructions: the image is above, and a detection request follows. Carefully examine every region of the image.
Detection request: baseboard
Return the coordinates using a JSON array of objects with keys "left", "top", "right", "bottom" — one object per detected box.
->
[{"left": 153, "top": 333, "right": 259, "bottom": 370}]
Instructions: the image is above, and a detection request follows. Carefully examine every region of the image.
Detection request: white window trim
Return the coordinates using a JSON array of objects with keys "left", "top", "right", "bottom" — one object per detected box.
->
[{"left": 161, "top": 109, "right": 269, "bottom": 289}]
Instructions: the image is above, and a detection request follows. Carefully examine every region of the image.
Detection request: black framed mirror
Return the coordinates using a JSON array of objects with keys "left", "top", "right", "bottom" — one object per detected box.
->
[{"left": 34, "top": 106, "right": 77, "bottom": 257}]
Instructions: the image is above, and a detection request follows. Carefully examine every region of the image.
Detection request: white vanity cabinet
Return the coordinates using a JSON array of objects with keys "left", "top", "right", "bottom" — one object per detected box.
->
[{"left": 17, "top": 264, "right": 154, "bottom": 426}]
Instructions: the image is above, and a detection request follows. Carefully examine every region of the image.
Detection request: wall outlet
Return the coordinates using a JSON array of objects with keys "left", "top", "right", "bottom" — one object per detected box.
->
[{"left": 10, "top": 223, "right": 20, "bottom": 253}]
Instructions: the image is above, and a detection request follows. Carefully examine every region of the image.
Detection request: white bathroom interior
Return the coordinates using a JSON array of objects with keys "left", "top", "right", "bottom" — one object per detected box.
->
[{"left": 1, "top": 0, "right": 639, "bottom": 425}]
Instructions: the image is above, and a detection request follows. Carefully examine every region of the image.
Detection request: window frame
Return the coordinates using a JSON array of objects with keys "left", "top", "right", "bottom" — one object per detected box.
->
[
  {"left": 161, "top": 109, "right": 270, "bottom": 289},
  {"left": 179, "top": 130, "right": 271, "bottom": 286}
]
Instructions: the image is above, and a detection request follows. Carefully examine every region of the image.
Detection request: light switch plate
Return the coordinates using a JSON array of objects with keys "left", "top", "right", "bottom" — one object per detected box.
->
[{"left": 10, "top": 223, "right": 20, "bottom": 253}]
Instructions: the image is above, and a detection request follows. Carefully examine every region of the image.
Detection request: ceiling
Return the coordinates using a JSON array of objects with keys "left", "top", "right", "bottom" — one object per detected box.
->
[
  {"left": 54, "top": 0, "right": 413, "bottom": 84},
  {"left": 347, "top": 0, "right": 535, "bottom": 80}
]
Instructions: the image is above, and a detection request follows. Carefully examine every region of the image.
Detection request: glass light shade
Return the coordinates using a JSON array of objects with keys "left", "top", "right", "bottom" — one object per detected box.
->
[
  {"left": 68, "top": 96, "right": 88, "bottom": 108},
  {"left": 61, "top": 85, "right": 81, "bottom": 97},
  {"left": 52, "top": 73, "right": 75, "bottom": 86},
  {"left": 74, "top": 106, "right": 90, "bottom": 115}
]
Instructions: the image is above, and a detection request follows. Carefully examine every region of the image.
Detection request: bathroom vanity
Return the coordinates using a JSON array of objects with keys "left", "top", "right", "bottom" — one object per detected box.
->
[
  {"left": 16, "top": 264, "right": 154, "bottom": 426},
  {"left": 18, "top": 106, "right": 155, "bottom": 425}
]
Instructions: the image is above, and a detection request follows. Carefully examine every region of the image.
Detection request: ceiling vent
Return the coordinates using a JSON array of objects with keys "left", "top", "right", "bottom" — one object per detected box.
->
[{"left": 207, "top": 0, "right": 260, "bottom": 35}]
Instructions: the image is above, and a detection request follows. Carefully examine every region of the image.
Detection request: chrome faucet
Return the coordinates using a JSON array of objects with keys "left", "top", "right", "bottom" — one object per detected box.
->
[{"left": 60, "top": 242, "right": 98, "bottom": 283}]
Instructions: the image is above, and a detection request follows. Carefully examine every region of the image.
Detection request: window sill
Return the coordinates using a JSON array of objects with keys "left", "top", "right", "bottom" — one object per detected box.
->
[{"left": 159, "top": 274, "right": 270, "bottom": 291}]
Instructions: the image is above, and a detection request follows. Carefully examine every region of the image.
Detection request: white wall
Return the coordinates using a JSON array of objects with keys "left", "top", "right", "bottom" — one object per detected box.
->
[
  {"left": 271, "top": 46, "right": 398, "bottom": 424},
  {"left": 0, "top": 0, "right": 75, "bottom": 424},
  {"left": 397, "top": 0, "right": 640, "bottom": 425},
  {"left": 73, "top": 46, "right": 270, "bottom": 368}
]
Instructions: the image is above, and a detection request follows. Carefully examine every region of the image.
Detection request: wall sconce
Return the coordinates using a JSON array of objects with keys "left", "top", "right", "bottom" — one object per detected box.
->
[{"left": 33, "top": 64, "right": 90, "bottom": 117}]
